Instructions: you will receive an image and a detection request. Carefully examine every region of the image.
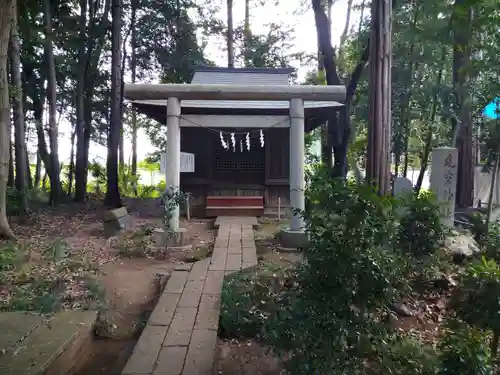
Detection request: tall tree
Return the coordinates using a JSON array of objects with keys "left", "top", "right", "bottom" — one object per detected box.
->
[
  {"left": 243, "top": 0, "right": 251, "bottom": 66},
  {"left": 451, "top": 0, "right": 474, "bottom": 208},
  {"left": 9, "top": 0, "right": 28, "bottom": 212},
  {"left": 43, "top": 0, "right": 61, "bottom": 204},
  {"left": 130, "top": 0, "right": 138, "bottom": 195},
  {"left": 366, "top": 0, "right": 392, "bottom": 194},
  {"left": 227, "top": 0, "right": 234, "bottom": 67},
  {"left": 0, "top": 0, "right": 15, "bottom": 239},
  {"left": 105, "top": 0, "right": 122, "bottom": 207}
]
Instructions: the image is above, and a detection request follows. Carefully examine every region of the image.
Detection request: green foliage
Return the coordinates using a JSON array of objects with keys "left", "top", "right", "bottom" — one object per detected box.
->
[
  {"left": 219, "top": 264, "right": 293, "bottom": 339},
  {"left": 451, "top": 257, "right": 500, "bottom": 333},
  {"left": 0, "top": 244, "right": 18, "bottom": 273},
  {"left": 437, "top": 320, "right": 493, "bottom": 375},
  {"left": 265, "top": 178, "right": 405, "bottom": 374},
  {"left": 374, "top": 335, "right": 439, "bottom": 375},
  {"left": 88, "top": 159, "right": 107, "bottom": 195},
  {"left": 161, "top": 189, "right": 186, "bottom": 232},
  {"left": 2, "top": 279, "right": 62, "bottom": 314},
  {"left": 470, "top": 213, "right": 488, "bottom": 245},
  {"left": 397, "top": 192, "right": 444, "bottom": 257},
  {"left": 479, "top": 222, "right": 500, "bottom": 262}
]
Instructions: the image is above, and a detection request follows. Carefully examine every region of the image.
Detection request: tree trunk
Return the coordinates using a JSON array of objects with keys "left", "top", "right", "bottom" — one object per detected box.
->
[
  {"left": 75, "top": 0, "right": 111, "bottom": 202},
  {"left": 34, "top": 151, "right": 41, "bottom": 188},
  {"left": 68, "top": 128, "right": 76, "bottom": 195},
  {"left": 397, "top": 5, "right": 419, "bottom": 178},
  {"left": 130, "top": 0, "right": 138, "bottom": 195},
  {"left": 74, "top": 0, "right": 87, "bottom": 202},
  {"left": 25, "top": 149, "right": 32, "bottom": 189},
  {"left": 43, "top": 0, "right": 61, "bottom": 205},
  {"left": 243, "top": 0, "right": 251, "bottom": 66},
  {"left": 366, "top": 0, "right": 392, "bottom": 195},
  {"left": 312, "top": 0, "right": 340, "bottom": 171},
  {"left": 118, "top": 18, "right": 132, "bottom": 171},
  {"left": 226, "top": 0, "right": 234, "bottom": 68},
  {"left": 485, "top": 144, "right": 500, "bottom": 230},
  {"left": 452, "top": 0, "right": 474, "bottom": 208},
  {"left": 0, "top": 0, "right": 15, "bottom": 239},
  {"left": 105, "top": 0, "right": 122, "bottom": 207},
  {"left": 9, "top": 0, "right": 28, "bottom": 213},
  {"left": 8, "top": 141, "right": 13, "bottom": 187}
]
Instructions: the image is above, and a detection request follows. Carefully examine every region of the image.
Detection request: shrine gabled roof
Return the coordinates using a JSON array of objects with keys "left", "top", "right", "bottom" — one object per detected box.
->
[{"left": 131, "top": 66, "right": 344, "bottom": 130}]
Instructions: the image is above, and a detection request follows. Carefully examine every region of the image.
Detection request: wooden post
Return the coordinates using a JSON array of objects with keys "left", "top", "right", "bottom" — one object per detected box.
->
[
  {"left": 277, "top": 196, "right": 281, "bottom": 222},
  {"left": 186, "top": 193, "right": 191, "bottom": 221}
]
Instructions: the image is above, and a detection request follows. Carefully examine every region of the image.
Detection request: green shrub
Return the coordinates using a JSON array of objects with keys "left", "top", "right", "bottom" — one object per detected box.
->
[
  {"left": 374, "top": 335, "right": 438, "bottom": 375},
  {"left": 219, "top": 263, "right": 292, "bottom": 339},
  {"left": 450, "top": 256, "right": 500, "bottom": 353},
  {"left": 438, "top": 320, "right": 493, "bottom": 375},
  {"left": 470, "top": 213, "right": 488, "bottom": 245},
  {"left": 398, "top": 192, "right": 444, "bottom": 257},
  {"left": 265, "top": 178, "right": 405, "bottom": 375},
  {"left": 480, "top": 222, "right": 500, "bottom": 262}
]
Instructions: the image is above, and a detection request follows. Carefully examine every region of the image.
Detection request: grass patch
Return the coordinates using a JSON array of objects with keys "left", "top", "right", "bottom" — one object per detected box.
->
[
  {"left": 219, "top": 262, "right": 296, "bottom": 339},
  {"left": 0, "top": 241, "right": 104, "bottom": 315}
]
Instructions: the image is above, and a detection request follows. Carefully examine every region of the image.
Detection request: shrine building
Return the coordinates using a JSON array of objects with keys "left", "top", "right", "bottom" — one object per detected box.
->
[{"left": 129, "top": 66, "right": 344, "bottom": 219}]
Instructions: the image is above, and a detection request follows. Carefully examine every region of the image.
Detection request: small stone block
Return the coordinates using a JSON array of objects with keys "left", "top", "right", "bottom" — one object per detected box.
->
[
  {"left": 187, "top": 259, "right": 210, "bottom": 281},
  {"left": 149, "top": 293, "right": 181, "bottom": 326},
  {"left": 103, "top": 206, "right": 128, "bottom": 222},
  {"left": 122, "top": 325, "right": 168, "bottom": 374},
  {"left": 225, "top": 270, "right": 237, "bottom": 276},
  {"left": 278, "top": 229, "right": 309, "bottom": 249},
  {"left": 203, "top": 271, "right": 224, "bottom": 295},
  {"left": 177, "top": 280, "right": 204, "bottom": 308},
  {"left": 164, "top": 271, "right": 188, "bottom": 294},
  {"left": 208, "top": 252, "right": 227, "bottom": 271},
  {"left": 194, "top": 296, "right": 220, "bottom": 331},
  {"left": 164, "top": 308, "right": 197, "bottom": 345},
  {"left": 228, "top": 240, "right": 241, "bottom": 248},
  {"left": 182, "top": 330, "right": 217, "bottom": 375},
  {"left": 228, "top": 245, "right": 242, "bottom": 254},
  {"left": 163, "top": 328, "right": 193, "bottom": 347},
  {"left": 153, "top": 346, "right": 187, "bottom": 375},
  {"left": 225, "top": 253, "right": 242, "bottom": 271},
  {"left": 242, "top": 251, "right": 257, "bottom": 263}
]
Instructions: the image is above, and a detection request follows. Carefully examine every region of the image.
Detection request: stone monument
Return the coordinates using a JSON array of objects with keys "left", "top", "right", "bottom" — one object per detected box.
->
[
  {"left": 430, "top": 147, "right": 458, "bottom": 228},
  {"left": 393, "top": 176, "right": 413, "bottom": 198},
  {"left": 393, "top": 176, "right": 414, "bottom": 216}
]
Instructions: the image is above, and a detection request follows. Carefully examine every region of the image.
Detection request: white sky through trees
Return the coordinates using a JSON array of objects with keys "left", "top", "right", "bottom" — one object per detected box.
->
[{"left": 51, "top": 0, "right": 356, "bottom": 166}]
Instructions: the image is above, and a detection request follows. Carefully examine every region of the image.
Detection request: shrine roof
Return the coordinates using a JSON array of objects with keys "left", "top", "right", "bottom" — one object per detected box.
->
[{"left": 132, "top": 99, "right": 343, "bottom": 111}]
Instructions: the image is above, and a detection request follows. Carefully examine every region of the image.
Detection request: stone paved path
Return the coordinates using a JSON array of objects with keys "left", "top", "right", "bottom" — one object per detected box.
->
[{"left": 122, "top": 219, "right": 258, "bottom": 375}]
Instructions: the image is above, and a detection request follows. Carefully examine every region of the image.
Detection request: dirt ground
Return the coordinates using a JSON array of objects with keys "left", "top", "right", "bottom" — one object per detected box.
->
[
  {"left": 217, "top": 339, "right": 285, "bottom": 375},
  {"left": 1, "top": 198, "right": 216, "bottom": 375}
]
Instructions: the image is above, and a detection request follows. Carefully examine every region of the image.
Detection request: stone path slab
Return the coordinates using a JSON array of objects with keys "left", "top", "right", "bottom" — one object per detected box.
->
[{"left": 122, "top": 218, "right": 258, "bottom": 375}]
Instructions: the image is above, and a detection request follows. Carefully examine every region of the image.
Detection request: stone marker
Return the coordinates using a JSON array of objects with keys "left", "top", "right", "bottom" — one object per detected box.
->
[
  {"left": 393, "top": 177, "right": 413, "bottom": 217},
  {"left": 430, "top": 147, "right": 458, "bottom": 228},
  {"left": 103, "top": 206, "right": 130, "bottom": 237},
  {"left": 393, "top": 177, "right": 413, "bottom": 197}
]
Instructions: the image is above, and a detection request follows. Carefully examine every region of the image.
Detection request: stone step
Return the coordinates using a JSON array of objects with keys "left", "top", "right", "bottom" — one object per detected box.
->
[{"left": 0, "top": 310, "right": 97, "bottom": 375}]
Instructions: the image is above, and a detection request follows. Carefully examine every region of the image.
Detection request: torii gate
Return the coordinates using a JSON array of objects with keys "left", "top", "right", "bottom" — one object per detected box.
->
[{"left": 124, "top": 83, "right": 346, "bottom": 244}]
